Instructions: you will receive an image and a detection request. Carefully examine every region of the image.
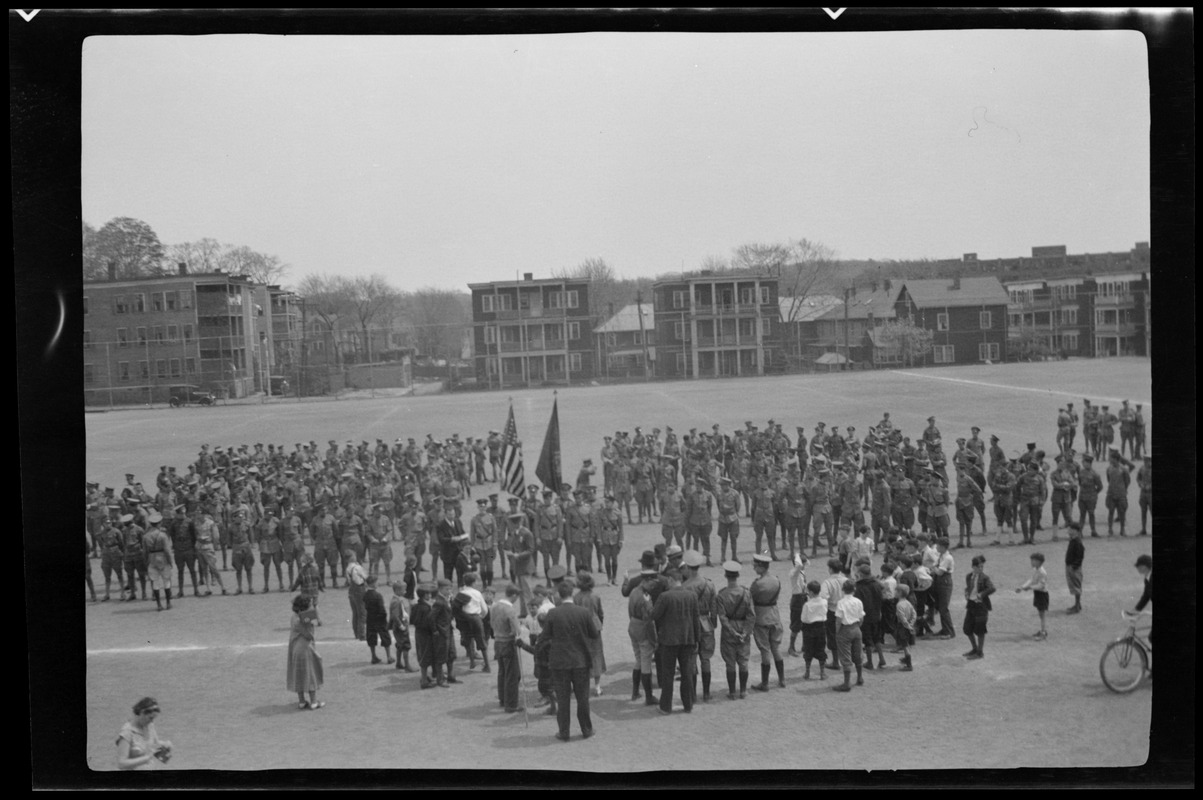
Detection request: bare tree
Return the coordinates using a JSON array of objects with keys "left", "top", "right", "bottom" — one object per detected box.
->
[
  {"left": 344, "top": 274, "right": 402, "bottom": 363},
  {"left": 217, "top": 245, "right": 291, "bottom": 285},
  {"left": 553, "top": 257, "right": 629, "bottom": 323},
  {"left": 295, "top": 273, "right": 352, "bottom": 367},
  {"left": 733, "top": 238, "right": 840, "bottom": 323},
  {"left": 82, "top": 217, "right": 167, "bottom": 280},
  {"left": 165, "top": 238, "right": 226, "bottom": 273},
  {"left": 404, "top": 288, "right": 472, "bottom": 360}
]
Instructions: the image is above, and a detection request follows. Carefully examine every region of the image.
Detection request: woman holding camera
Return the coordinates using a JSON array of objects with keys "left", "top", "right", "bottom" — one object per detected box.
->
[{"left": 115, "top": 697, "right": 173, "bottom": 769}]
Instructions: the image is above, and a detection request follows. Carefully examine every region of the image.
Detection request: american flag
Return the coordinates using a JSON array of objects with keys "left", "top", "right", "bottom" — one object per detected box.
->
[{"left": 500, "top": 403, "right": 526, "bottom": 497}]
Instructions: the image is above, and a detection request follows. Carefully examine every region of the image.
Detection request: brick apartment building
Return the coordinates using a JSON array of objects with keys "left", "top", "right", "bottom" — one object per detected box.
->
[
  {"left": 653, "top": 274, "right": 782, "bottom": 378},
  {"left": 469, "top": 274, "right": 594, "bottom": 387},
  {"left": 1005, "top": 270, "right": 1151, "bottom": 358},
  {"left": 84, "top": 265, "right": 265, "bottom": 404},
  {"left": 893, "top": 277, "right": 1012, "bottom": 366}
]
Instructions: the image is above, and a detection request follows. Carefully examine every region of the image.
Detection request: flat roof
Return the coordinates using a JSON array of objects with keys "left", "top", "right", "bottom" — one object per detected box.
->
[
  {"left": 653, "top": 273, "right": 775, "bottom": 287},
  {"left": 467, "top": 278, "right": 588, "bottom": 290}
]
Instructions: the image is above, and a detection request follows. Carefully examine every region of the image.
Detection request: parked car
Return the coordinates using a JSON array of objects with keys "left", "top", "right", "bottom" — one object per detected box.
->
[
  {"left": 169, "top": 384, "right": 216, "bottom": 407},
  {"left": 269, "top": 376, "right": 291, "bottom": 396}
]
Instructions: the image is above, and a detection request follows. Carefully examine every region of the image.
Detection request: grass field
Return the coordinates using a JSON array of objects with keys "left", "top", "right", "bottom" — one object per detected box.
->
[{"left": 85, "top": 358, "right": 1153, "bottom": 772}]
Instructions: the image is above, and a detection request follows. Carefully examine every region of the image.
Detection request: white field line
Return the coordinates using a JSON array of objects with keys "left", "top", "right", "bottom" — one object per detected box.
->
[
  {"left": 887, "top": 370, "right": 1151, "bottom": 408},
  {"left": 87, "top": 640, "right": 357, "bottom": 656}
]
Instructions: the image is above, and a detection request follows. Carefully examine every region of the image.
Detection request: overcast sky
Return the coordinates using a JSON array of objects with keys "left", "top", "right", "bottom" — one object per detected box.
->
[{"left": 82, "top": 29, "right": 1150, "bottom": 291}]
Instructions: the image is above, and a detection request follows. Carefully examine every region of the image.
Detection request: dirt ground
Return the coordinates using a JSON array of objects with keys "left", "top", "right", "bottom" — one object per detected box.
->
[{"left": 85, "top": 358, "right": 1153, "bottom": 772}]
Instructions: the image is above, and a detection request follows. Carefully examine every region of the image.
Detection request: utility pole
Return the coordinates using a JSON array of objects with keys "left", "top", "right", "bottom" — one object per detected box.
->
[
  {"left": 635, "top": 290, "right": 651, "bottom": 381},
  {"left": 843, "top": 286, "right": 852, "bottom": 371}
]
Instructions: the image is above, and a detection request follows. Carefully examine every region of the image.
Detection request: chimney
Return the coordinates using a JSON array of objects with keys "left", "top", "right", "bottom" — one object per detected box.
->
[
  {"left": 107, "top": 261, "right": 117, "bottom": 281},
  {"left": 523, "top": 272, "right": 534, "bottom": 281},
  {"left": 951, "top": 276, "right": 961, "bottom": 290},
  {"left": 178, "top": 262, "right": 188, "bottom": 276},
  {"left": 884, "top": 279, "right": 892, "bottom": 293}
]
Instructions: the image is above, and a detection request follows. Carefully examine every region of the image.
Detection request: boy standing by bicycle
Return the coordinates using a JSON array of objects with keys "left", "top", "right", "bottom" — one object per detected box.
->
[{"left": 1015, "top": 552, "right": 1050, "bottom": 639}]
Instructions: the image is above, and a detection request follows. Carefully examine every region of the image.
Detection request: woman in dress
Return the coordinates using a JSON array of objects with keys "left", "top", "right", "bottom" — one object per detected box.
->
[
  {"left": 287, "top": 594, "right": 325, "bottom": 709},
  {"left": 115, "top": 697, "right": 172, "bottom": 770},
  {"left": 573, "top": 571, "right": 607, "bottom": 696}
]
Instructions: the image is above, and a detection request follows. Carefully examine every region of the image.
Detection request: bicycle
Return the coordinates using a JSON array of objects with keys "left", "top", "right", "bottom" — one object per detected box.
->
[{"left": 1099, "top": 610, "right": 1152, "bottom": 693}]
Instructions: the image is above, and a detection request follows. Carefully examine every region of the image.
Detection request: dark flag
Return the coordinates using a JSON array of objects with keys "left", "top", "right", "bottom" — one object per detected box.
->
[
  {"left": 535, "top": 396, "right": 562, "bottom": 492},
  {"left": 500, "top": 403, "right": 526, "bottom": 497}
]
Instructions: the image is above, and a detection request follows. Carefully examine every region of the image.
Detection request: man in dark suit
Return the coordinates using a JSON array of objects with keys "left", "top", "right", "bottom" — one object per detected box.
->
[
  {"left": 649, "top": 569, "right": 703, "bottom": 715},
  {"left": 545, "top": 581, "right": 600, "bottom": 741}
]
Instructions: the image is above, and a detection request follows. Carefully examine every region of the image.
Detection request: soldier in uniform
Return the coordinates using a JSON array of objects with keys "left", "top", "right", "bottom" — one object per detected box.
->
[
  {"left": 715, "top": 477, "right": 741, "bottom": 563},
  {"left": 1049, "top": 457, "right": 1078, "bottom": 537},
  {"left": 309, "top": 503, "right": 340, "bottom": 589},
  {"left": 228, "top": 509, "right": 256, "bottom": 594},
  {"left": 988, "top": 434, "right": 1005, "bottom": 473},
  {"left": 716, "top": 560, "right": 754, "bottom": 699},
  {"left": 839, "top": 462, "right": 865, "bottom": 535},
  {"left": 95, "top": 513, "right": 126, "bottom": 601},
  {"left": 1075, "top": 454, "right": 1104, "bottom": 537},
  {"left": 749, "top": 552, "right": 786, "bottom": 692},
  {"left": 680, "top": 550, "right": 718, "bottom": 702},
  {"left": 1133, "top": 403, "right": 1147, "bottom": 461},
  {"left": 142, "top": 512, "right": 175, "bottom": 611},
  {"left": 891, "top": 465, "right": 918, "bottom": 533},
  {"left": 808, "top": 467, "right": 836, "bottom": 557},
  {"left": 1136, "top": 456, "right": 1152, "bottom": 536},
  {"left": 966, "top": 426, "right": 986, "bottom": 461},
  {"left": 281, "top": 504, "right": 307, "bottom": 587},
  {"left": 120, "top": 513, "right": 148, "bottom": 602},
  {"left": 657, "top": 480, "right": 686, "bottom": 551},
  {"left": 531, "top": 489, "right": 562, "bottom": 579},
  {"left": 563, "top": 490, "right": 592, "bottom": 575},
  {"left": 576, "top": 459, "right": 597, "bottom": 492},
  {"left": 469, "top": 498, "right": 497, "bottom": 586},
  {"left": 1117, "top": 400, "right": 1138, "bottom": 460},
  {"left": 922, "top": 416, "right": 941, "bottom": 448},
  {"left": 1081, "top": 400, "right": 1099, "bottom": 458},
  {"left": 1105, "top": 450, "right": 1132, "bottom": 536},
  {"left": 340, "top": 504, "right": 366, "bottom": 574},
  {"left": 502, "top": 512, "right": 537, "bottom": 617},
  {"left": 597, "top": 495, "right": 625, "bottom": 585},
  {"left": 633, "top": 456, "right": 656, "bottom": 524},
  {"left": 256, "top": 507, "right": 286, "bottom": 592},
  {"left": 195, "top": 509, "right": 227, "bottom": 595},
  {"left": 750, "top": 476, "right": 779, "bottom": 561},
  {"left": 367, "top": 503, "right": 395, "bottom": 583},
  {"left": 1056, "top": 407, "right": 1073, "bottom": 455},
  {"left": 1017, "top": 463, "right": 1045, "bottom": 545},
  {"left": 612, "top": 457, "right": 635, "bottom": 525},
  {"left": 684, "top": 483, "right": 714, "bottom": 567},
  {"left": 987, "top": 460, "right": 1017, "bottom": 545},
  {"left": 868, "top": 469, "right": 892, "bottom": 545},
  {"left": 626, "top": 564, "right": 660, "bottom": 706},
  {"left": 953, "top": 465, "right": 982, "bottom": 548}
]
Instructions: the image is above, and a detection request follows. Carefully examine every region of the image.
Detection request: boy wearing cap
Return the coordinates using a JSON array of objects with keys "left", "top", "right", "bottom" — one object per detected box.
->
[
  {"left": 963, "top": 555, "right": 995, "bottom": 659},
  {"left": 363, "top": 576, "right": 393, "bottom": 665},
  {"left": 799, "top": 580, "right": 828, "bottom": 679}
]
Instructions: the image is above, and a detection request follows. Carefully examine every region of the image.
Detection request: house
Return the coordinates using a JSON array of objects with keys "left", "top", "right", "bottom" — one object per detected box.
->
[
  {"left": 652, "top": 273, "right": 781, "bottom": 378},
  {"left": 593, "top": 302, "right": 656, "bottom": 377},
  {"left": 894, "top": 277, "right": 1011, "bottom": 366},
  {"left": 84, "top": 264, "right": 265, "bottom": 404},
  {"left": 776, "top": 294, "right": 843, "bottom": 365},
  {"left": 812, "top": 285, "right": 899, "bottom": 367},
  {"left": 469, "top": 274, "right": 595, "bottom": 387},
  {"left": 1004, "top": 271, "right": 1150, "bottom": 358}
]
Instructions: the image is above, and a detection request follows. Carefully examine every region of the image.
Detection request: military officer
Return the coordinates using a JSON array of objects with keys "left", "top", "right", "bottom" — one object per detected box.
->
[
  {"left": 749, "top": 552, "right": 786, "bottom": 692},
  {"left": 680, "top": 550, "right": 718, "bottom": 703},
  {"left": 716, "top": 560, "right": 754, "bottom": 699}
]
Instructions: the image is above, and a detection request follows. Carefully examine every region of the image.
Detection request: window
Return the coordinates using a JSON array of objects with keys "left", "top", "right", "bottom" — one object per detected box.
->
[
  {"left": 83, "top": 296, "right": 89, "bottom": 315},
  {"left": 139, "top": 361, "right": 150, "bottom": 380},
  {"left": 979, "top": 311, "right": 992, "bottom": 329},
  {"left": 761, "top": 318, "right": 773, "bottom": 336},
  {"left": 133, "top": 293, "right": 146, "bottom": 313},
  {"left": 167, "top": 324, "right": 179, "bottom": 342},
  {"left": 936, "top": 313, "right": 950, "bottom": 332},
  {"left": 84, "top": 364, "right": 95, "bottom": 384},
  {"left": 566, "top": 290, "right": 579, "bottom": 309},
  {"left": 933, "top": 345, "right": 955, "bottom": 363},
  {"left": 156, "top": 359, "right": 168, "bottom": 378},
  {"left": 83, "top": 330, "right": 92, "bottom": 349},
  {"left": 1053, "top": 284, "right": 1077, "bottom": 301},
  {"left": 183, "top": 324, "right": 194, "bottom": 342},
  {"left": 185, "top": 357, "right": 197, "bottom": 374},
  {"left": 739, "top": 318, "right": 755, "bottom": 338},
  {"left": 154, "top": 326, "right": 165, "bottom": 344},
  {"left": 546, "top": 324, "right": 563, "bottom": 342},
  {"left": 567, "top": 321, "right": 580, "bottom": 340},
  {"left": 673, "top": 321, "right": 691, "bottom": 341},
  {"left": 978, "top": 342, "right": 1000, "bottom": 362},
  {"left": 740, "top": 288, "right": 754, "bottom": 305},
  {"left": 484, "top": 325, "right": 496, "bottom": 344},
  {"left": 500, "top": 326, "right": 520, "bottom": 343},
  {"left": 759, "top": 286, "right": 770, "bottom": 305},
  {"left": 114, "top": 295, "right": 128, "bottom": 314},
  {"left": 118, "top": 361, "right": 130, "bottom": 381},
  {"left": 482, "top": 295, "right": 495, "bottom": 313},
  {"left": 569, "top": 352, "right": 582, "bottom": 371},
  {"left": 1061, "top": 308, "right": 1078, "bottom": 326},
  {"left": 485, "top": 357, "right": 498, "bottom": 376},
  {"left": 518, "top": 292, "right": 532, "bottom": 311},
  {"left": 179, "top": 289, "right": 193, "bottom": 309},
  {"left": 134, "top": 326, "right": 146, "bottom": 345},
  {"left": 152, "top": 293, "right": 164, "bottom": 312},
  {"left": 1061, "top": 332, "right": 1079, "bottom": 351},
  {"left": 117, "top": 328, "right": 129, "bottom": 348},
  {"left": 605, "top": 333, "right": 618, "bottom": 347},
  {"left": 1009, "top": 288, "right": 1034, "bottom": 304},
  {"left": 632, "top": 331, "right": 643, "bottom": 345},
  {"left": 672, "top": 290, "right": 687, "bottom": 309},
  {"left": 170, "top": 358, "right": 182, "bottom": 377}
]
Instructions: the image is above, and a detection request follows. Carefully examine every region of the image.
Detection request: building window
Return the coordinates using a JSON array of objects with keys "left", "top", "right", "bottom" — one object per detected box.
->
[
  {"left": 978, "top": 342, "right": 1000, "bottom": 361},
  {"left": 672, "top": 290, "right": 687, "bottom": 309},
  {"left": 1061, "top": 308, "right": 1078, "bottom": 325},
  {"left": 482, "top": 295, "right": 495, "bottom": 313},
  {"left": 117, "top": 328, "right": 129, "bottom": 348},
  {"left": 84, "top": 364, "right": 95, "bottom": 384},
  {"left": 569, "top": 352, "right": 582, "bottom": 371},
  {"left": 183, "top": 324, "right": 194, "bottom": 342},
  {"left": 936, "top": 313, "right": 950, "bottom": 332},
  {"left": 933, "top": 345, "right": 955, "bottom": 363},
  {"left": 83, "top": 330, "right": 92, "bottom": 349},
  {"left": 134, "top": 293, "right": 146, "bottom": 313},
  {"left": 979, "top": 311, "right": 992, "bottom": 329},
  {"left": 632, "top": 331, "right": 643, "bottom": 345},
  {"left": 185, "top": 357, "right": 196, "bottom": 374},
  {"left": 166, "top": 291, "right": 178, "bottom": 311},
  {"left": 154, "top": 326, "right": 165, "bottom": 344},
  {"left": 759, "top": 286, "right": 770, "bottom": 305},
  {"left": 546, "top": 324, "right": 563, "bottom": 342},
  {"left": 114, "top": 295, "right": 128, "bottom": 314},
  {"left": 170, "top": 358, "right": 182, "bottom": 377},
  {"left": 518, "top": 292, "right": 532, "bottom": 311},
  {"left": 761, "top": 317, "right": 772, "bottom": 336},
  {"left": 673, "top": 321, "right": 691, "bottom": 341},
  {"left": 484, "top": 326, "right": 496, "bottom": 344},
  {"left": 1061, "top": 332, "right": 1079, "bottom": 351},
  {"left": 1053, "top": 284, "right": 1077, "bottom": 301},
  {"left": 84, "top": 296, "right": 90, "bottom": 315},
  {"left": 167, "top": 324, "right": 179, "bottom": 342},
  {"left": 567, "top": 321, "right": 580, "bottom": 340},
  {"left": 135, "top": 326, "right": 146, "bottom": 345},
  {"left": 485, "top": 357, "right": 498, "bottom": 376},
  {"left": 1009, "top": 313, "right": 1022, "bottom": 328},
  {"left": 118, "top": 361, "right": 130, "bottom": 381},
  {"left": 740, "top": 288, "right": 754, "bottom": 305},
  {"left": 605, "top": 333, "right": 617, "bottom": 347},
  {"left": 179, "top": 289, "right": 193, "bottom": 309},
  {"left": 1009, "top": 288, "right": 1034, "bottom": 304},
  {"left": 739, "top": 318, "right": 755, "bottom": 338},
  {"left": 156, "top": 359, "right": 168, "bottom": 378},
  {"left": 152, "top": 293, "right": 164, "bottom": 312},
  {"left": 139, "top": 360, "right": 150, "bottom": 380},
  {"left": 566, "top": 290, "right": 579, "bottom": 309}
]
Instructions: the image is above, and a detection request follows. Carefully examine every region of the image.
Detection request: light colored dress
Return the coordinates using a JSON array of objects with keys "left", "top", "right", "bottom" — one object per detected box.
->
[
  {"left": 286, "top": 612, "right": 324, "bottom": 692},
  {"left": 115, "top": 721, "right": 163, "bottom": 770}
]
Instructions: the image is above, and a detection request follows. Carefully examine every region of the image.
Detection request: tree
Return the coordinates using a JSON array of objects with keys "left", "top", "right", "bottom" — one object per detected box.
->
[
  {"left": 553, "top": 257, "right": 627, "bottom": 323},
  {"left": 295, "top": 273, "right": 352, "bottom": 367},
  {"left": 82, "top": 217, "right": 166, "bottom": 280},
  {"left": 736, "top": 238, "right": 841, "bottom": 324},
  {"left": 875, "top": 318, "right": 934, "bottom": 368},
  {"left": 403, "top": 288, "right": 472, "bottom": 360},
  {"left": 165, "top": 238, "right": 225, "bottom": 274},
  {"left": 1007, "top": 327, "right": 1054, "bottom": 362},
  {"left": 344, "top": 274, "right": 402, "bottom": 363},
  {"left": 217, "top": 245, "right": 290, "bottom": 285}
]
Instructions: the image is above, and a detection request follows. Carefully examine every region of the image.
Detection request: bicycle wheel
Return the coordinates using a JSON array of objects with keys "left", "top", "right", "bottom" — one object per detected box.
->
[{"left": 1100, "top": 638, "right": 1148, "bottom": 693}]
